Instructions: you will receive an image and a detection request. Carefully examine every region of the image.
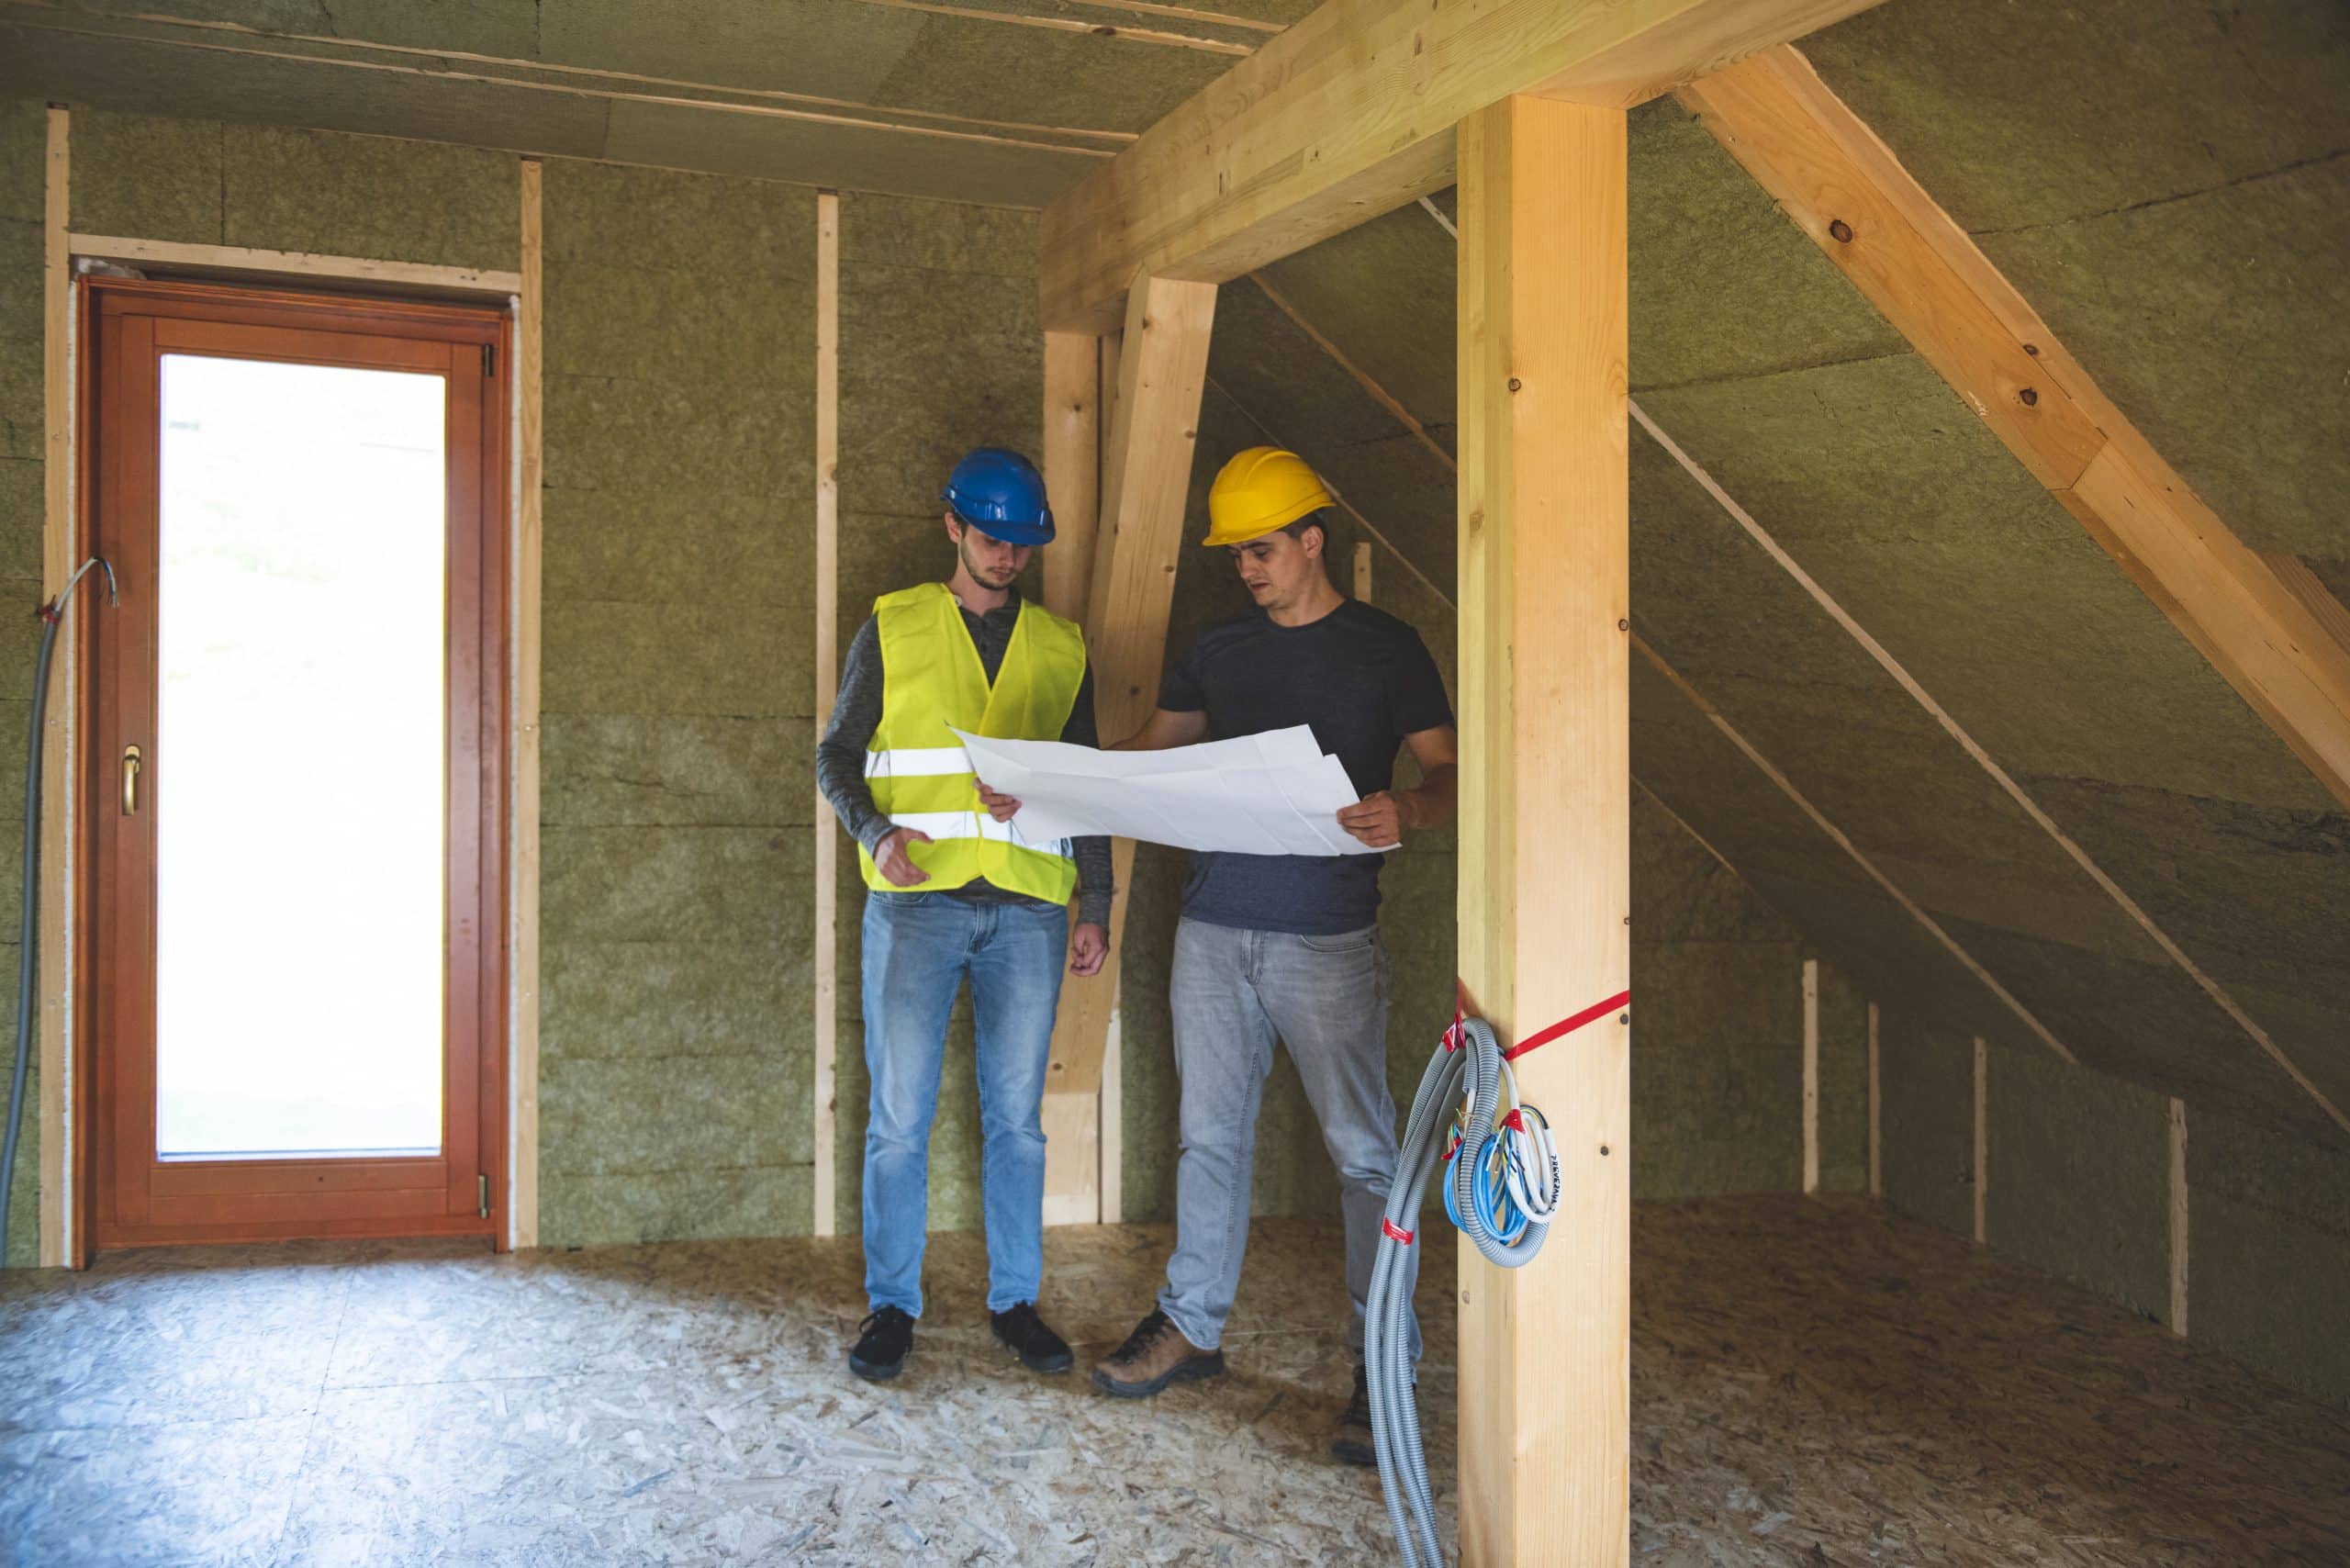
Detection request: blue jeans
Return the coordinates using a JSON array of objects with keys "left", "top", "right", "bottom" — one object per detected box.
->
[
  {"left": 860, "top": 890, "right": 1068, "bottom": 1317},
  {"left": 1158, "top": 916, "right": 1418, "bottom": 1361}
]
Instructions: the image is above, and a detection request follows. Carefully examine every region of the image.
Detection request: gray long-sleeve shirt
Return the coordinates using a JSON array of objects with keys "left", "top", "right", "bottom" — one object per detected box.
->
[{"left": 816, "top": 594, "right": 1113, "bottom": 931}]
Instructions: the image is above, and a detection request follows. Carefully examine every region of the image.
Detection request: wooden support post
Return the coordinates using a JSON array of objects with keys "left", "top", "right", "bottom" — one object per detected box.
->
[
  {"left": 1800, "top": 958, "right": 1819, "bottom": 1195},
  {"left": 38, "top": 106, "right": 71, "bottom": 1267},
  {"left": 1041, "top": 331, "right": 1102, "bottom": 624},
  {"left": 1456, "top": 95, "right": 1630, "bottom": 1568},
  {"left": 1352, "top": 540, "right": 1373, "bottom": 602},
  {"left": 510, "top": 158, "right": 544, "bottom": 1249},
  {"left": 1100, "top": 1009, "right": 1124, "bottom": 1223},
  {"left": 811, "top": 191, "right": 841, "bottom": 1238},
  {"left": 1038, "top": 278, "right": 1214, "bottom": 1107},
  {"left": 1086, "top": 278, "right": 1216, "bottom": 738},
  {"left": 1039, "top": 327, "right": 1105, "bottom": 1225}
]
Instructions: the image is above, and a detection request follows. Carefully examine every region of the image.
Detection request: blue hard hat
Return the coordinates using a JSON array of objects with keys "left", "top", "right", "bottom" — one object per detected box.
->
[{"left": 942, "top": 448, "right": 1056, "bottom": 546}]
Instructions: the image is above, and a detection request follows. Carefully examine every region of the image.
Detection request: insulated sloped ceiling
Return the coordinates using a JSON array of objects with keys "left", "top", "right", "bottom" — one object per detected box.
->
[{"left": 1194, "top": 20, "right": 2350, "bottom": 1150}]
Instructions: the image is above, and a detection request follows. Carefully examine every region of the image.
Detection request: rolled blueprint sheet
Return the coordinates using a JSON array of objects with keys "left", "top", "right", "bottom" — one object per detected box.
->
[{"left": 951, "top": 725, "right": 1388, "bottom": 857}]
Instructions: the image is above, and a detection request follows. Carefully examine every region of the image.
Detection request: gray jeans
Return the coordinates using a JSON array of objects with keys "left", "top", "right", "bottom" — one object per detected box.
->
[{"left": 1157, "top": 916, "right": 1421, "bottom": 1361}]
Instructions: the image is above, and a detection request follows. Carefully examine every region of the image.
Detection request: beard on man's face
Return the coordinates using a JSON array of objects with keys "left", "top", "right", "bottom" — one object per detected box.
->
[{"left": 961, "top": 535, "right": 1022, "bottom": 587}]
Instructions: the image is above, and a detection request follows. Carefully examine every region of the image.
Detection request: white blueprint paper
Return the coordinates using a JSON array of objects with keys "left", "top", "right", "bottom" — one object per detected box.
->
[{"left": 949, "top": 725, "right": 1386, "bottom": 857}]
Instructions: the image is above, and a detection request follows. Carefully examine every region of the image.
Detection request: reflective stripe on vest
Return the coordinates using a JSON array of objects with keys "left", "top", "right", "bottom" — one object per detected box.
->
[
  {"left": 864, "top": 745, "right": 988, "bottom": 816},
  {"left": 885, "top": 810, "right": 1071, "bottom": 857},
  {"left": 864, "top": 748, "right": 1073, "bottom": 855},
  {"left": 860, "top": 583, "right": 1086, "bottom": 903}
]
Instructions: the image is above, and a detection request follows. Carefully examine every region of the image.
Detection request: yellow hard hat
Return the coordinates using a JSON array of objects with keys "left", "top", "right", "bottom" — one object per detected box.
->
[{"left": 1204, "top": 446, "right": 1334, "bottom": 547}]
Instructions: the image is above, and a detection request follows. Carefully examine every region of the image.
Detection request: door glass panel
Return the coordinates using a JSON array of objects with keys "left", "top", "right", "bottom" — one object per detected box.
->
[{"left": 153, "top": 353, "right": 447, "bottom": 1159}]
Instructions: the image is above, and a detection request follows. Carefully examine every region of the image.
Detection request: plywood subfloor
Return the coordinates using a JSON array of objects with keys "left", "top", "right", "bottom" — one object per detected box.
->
[{"left": 3, "top": 1196, "right": 2344, "bottom": 1563}]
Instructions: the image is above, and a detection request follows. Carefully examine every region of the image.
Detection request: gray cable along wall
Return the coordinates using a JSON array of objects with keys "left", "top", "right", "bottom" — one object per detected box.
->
[{"left": 0, "top": 100, "right": 48, "bottom": 1268}]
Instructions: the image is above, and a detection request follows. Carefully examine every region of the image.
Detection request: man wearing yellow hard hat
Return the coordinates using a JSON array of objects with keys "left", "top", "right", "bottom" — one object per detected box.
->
[{"left": 1090, "top": 446, "right": 1458, "bottom": 1466}]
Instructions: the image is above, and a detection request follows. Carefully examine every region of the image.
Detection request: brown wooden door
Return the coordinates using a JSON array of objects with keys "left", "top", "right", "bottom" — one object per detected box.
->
[{"left": 82, "top": 277, "right": 508, "bottom": 1249}]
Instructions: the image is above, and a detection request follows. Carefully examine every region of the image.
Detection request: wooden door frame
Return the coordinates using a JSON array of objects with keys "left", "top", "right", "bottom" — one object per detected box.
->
[{"left": 70, "top": 274, "right": 514, "bottom": 1255}]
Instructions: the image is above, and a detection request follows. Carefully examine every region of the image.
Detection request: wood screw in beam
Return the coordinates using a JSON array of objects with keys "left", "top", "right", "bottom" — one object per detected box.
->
[
  {"left": 1617, "top": 618, "right": 1628, "bottom": 630},
  {"left": 1507, "top": 376, "right": 1522, "bottom": 391},
  {"left": 1828, "top": 218, "right": 1852, "bottom": 242}
]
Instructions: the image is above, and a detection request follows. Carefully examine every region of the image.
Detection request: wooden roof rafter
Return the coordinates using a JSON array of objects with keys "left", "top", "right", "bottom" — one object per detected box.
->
[
  {"left": 1677, "top": 45, "right": 2350, "bottom": 811},
  {"left": 1037, "top": 0, "right": 1893, "bottom": 332}
]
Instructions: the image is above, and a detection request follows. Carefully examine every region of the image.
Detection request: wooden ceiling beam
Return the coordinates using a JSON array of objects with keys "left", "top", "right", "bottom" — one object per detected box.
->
[
  {"left": 1679, "top": 44, "right": 2350, "bottom": 810},
  {"left": 1038, "top": 0, "right": 1889, "bottom": 332}
]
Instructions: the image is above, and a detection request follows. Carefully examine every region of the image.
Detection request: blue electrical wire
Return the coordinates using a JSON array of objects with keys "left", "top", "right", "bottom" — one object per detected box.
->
[{"left": 1471, "top": 1134, "right": 1528, "bottom": 1243}]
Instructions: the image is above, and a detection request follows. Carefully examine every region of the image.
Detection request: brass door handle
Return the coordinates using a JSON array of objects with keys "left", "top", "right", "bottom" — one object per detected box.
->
[{"left": 122, "top": 745, "right": 141, "bottom": 816}]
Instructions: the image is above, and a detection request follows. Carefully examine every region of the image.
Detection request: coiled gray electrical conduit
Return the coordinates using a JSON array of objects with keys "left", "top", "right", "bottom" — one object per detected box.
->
[
  {"left": 0, "top": 557, "right": 118, "bottom": 1265},
  {"left": 1365, "top": 1014, "right": 1550, "bottom": 1567}
]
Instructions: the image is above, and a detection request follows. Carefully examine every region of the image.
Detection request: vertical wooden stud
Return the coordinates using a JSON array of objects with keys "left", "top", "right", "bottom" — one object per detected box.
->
[
  {"left": 37, "top": 106, "right": 71, "bottom": 1267},
  {"left": 1456, "top": 94, "right": 1630, "bottom": 1568},
  {"left": 812, "top": 191, "right": 841, "bottom": 1238},
  {"left": 1091, "top": 330, "right": 1125, "bottom": 1223},
  {"left": 509, "top": 157, "right": 544, "bottom": 1249},
  {"left": 1039, "top": 328, "right": 1106, "bottom": 1226},
  {"left": 1041, "top": 280, "right": 1214, "bottom": 1111},
  {"left": 1040, "top": 331, "right": 1102, "bottom": 625},
  {"left": 1100, "top": 1008, "right": 1124, "bottom": 1224}
]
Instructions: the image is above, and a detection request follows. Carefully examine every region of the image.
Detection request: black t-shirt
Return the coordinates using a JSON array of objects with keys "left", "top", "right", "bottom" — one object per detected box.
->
[{"left": 1158, "top": 599, "right": 1453, "bottom": 935}]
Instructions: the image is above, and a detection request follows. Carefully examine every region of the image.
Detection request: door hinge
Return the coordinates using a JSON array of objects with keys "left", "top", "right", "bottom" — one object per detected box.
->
[
  {"left": 481, "top": 342, "right": 496, "bottom": 377},
  {"left": 477, "top": 1173, "right": 491, "bottom": 1218}
]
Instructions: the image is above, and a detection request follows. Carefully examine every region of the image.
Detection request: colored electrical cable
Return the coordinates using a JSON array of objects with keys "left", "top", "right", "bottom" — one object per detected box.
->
[
  {"left": 1366, "top": 991, "right": 1626, "bottom": 1565},
  {"left": 1364, "top": 1014, "right": 1551, "bottom": 1567}
]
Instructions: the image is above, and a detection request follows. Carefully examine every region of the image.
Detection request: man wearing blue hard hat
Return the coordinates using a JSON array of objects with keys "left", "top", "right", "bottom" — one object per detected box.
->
[{"left": 815, "top": 446, "right": 1111, "bottom": 1383}]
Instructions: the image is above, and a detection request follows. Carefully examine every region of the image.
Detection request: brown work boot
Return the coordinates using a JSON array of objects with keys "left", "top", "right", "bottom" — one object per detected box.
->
[{"left": 1091, "top": 1308, "right": 1225, "bottom": 1398}]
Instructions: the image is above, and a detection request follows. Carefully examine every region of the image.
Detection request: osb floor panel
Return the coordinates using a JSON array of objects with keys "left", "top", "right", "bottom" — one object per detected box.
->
[{"left": 4, "top": 1197, "right": 2346, "bottom": 1565}]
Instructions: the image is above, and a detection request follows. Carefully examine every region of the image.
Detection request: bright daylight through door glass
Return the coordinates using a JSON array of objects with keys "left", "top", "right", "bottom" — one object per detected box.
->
[{"left": 154, "top": 353, "right": 447, "bottom": 1159}]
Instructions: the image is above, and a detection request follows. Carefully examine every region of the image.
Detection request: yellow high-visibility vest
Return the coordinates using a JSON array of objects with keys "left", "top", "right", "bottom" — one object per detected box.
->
[{"left": 860, "top": 582, "right": 1087, "bottom": 903}]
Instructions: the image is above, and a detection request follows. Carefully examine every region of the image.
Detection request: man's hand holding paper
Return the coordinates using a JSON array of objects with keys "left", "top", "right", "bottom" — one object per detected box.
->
[{"left": 957, "top": 725, "right": 1390, "bottom": 857}]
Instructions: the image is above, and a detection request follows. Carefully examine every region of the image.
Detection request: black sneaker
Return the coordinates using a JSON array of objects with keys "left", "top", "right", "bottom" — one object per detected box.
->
[
  {"left": 1332, "top": 1361, "right": 1376, "bottom": 1467},
  {"left": 848, "top": 1305, "right": 915, "bottom": 1381},
  {"left": 990, "top": 1301, "right": 1074, "bottom": 1373}
]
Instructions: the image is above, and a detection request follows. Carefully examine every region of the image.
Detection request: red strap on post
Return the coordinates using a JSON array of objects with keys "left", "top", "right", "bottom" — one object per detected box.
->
[
  {"left": 1502, "top": 990, "right": 1631, "bottom": 1061},
  {"left": 1381, "top": 1217, "right": 1415, "bottom": 1244},
  {"left": 1451, "top": 981, "right": 1629, "bottom": 1063}
]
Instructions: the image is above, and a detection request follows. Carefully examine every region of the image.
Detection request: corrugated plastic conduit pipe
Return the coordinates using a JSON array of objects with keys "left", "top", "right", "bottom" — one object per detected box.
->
[{"left": 1368, "top": 1014, "right": 1553, "bottom": 1565}]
